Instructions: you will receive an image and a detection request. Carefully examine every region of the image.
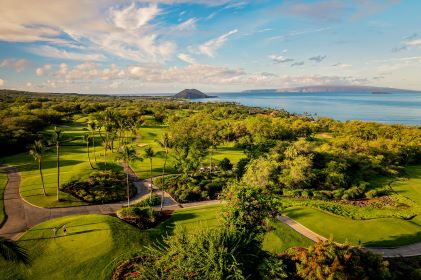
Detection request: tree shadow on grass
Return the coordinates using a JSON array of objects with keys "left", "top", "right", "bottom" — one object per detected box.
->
[
  {"left": 21, "top": 229, "right": 107, "bottom": 241},
  {"left": 364, "top": 231, "right": 421, "bottom": 248}
]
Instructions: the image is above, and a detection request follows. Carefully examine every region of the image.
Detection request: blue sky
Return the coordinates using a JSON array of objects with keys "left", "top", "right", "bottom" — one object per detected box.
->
[{"left": 0, "top": 0, "right": 420, "bottom": 94}]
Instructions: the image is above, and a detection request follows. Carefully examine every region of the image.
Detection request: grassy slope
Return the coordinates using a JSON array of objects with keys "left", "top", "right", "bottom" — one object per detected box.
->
[
  {"left": 0, "top": 215, "right": 150, "bottom": 280},
  {"left": 0, "top": 167, "right": 7, "bottom": 225},
  {"left": 0, "top": 205, "right": 311, "bottom": 279},
  {"left": 285, "top": 207, "right": 421, "bottom": 247},
  {"left": 392, "top": 165, "right": 421, "bottom": 205}
]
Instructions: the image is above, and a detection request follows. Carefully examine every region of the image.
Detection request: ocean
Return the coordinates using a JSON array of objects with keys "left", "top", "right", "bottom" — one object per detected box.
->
[{"left": 192, "top": 91, "right": 421, "bottom": 125}]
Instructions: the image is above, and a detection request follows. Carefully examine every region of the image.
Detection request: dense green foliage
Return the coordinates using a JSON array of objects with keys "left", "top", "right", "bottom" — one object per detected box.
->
[
  {"left": 61, "top": 170, "right": 136, "bottom": 203},
  {"left": 154, "top": 173, "right": 235, "bottom": 202},
  {"left": 0, "top": 168, "right": 7, "bottom": 225},
  {"left": 134, "top": 193, "right": 161, "bottom": 207},
  {"left": 116, "top": 206, "right": 157, "bottom": 229}
]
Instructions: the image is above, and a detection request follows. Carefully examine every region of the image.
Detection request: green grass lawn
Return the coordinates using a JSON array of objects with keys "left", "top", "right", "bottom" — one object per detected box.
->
[
  {"left": 0, "top": 205, "right": 313, "bottom": 279},
  {"left": 0, "top": 167, "right": 8, "bottom": 225},
  {"left": 284, "top": 206, "right": 421, "bottom": 247},
  {"left": 263, "top": 219, "right": 313, "bottom": 253},
  {"left": 392, "top": 165, "right": 421, "bottom": 205},
  {"left": 0, "top": 214, "right": 150, "bottom": 280}
]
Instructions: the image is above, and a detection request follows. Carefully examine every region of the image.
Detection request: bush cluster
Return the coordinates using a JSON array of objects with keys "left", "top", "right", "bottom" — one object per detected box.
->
[
  {"left": 60, "top": 170, "right": 136, "bottom": 203},
  {"left": 116, "top": 206, "right": 157, "bottom": 229},
  {"left": 154, "top": 173, "right": 234, "bottom": 203}
]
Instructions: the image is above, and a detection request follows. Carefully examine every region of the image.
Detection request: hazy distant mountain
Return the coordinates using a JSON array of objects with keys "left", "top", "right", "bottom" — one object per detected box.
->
[
  {"left": 174, "top": 89, "right": 209, "bottom": 99},
  {"left": 243, "top": 85, "right": 420, "bottom": 93}
]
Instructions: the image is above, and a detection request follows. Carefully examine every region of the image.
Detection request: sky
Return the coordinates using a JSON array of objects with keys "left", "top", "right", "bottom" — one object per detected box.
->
[{"left": 0, "top": 0, "right": 420, "bottom": 94}]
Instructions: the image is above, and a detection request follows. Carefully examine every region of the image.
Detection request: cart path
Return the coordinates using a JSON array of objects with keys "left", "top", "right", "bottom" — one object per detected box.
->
[
  {"left": 1, "top": 164, "right": 419, "bottom": 258},
  {"left": 0, "top": 164, "right": 181, "bottom": 240},
  {"left": 276, "top": 215, "right": 421, "bottom": 258}
]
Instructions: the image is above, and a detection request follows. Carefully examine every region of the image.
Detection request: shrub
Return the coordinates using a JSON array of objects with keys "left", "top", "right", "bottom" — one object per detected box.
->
[
  {"left": 218, "top": 157, "right": 233, "bottom": 172},
  {"left": 365, "top": 188, "right": 390, "bottom": 199},
  {"left": 60, "top": 170, "right": 136, "bottom": 203},
  {"left": 134, "top": 194, "right": 161, "bottom": 207},
  {"left": 116, "top": 206, "right": 156, "bottom": 229}
]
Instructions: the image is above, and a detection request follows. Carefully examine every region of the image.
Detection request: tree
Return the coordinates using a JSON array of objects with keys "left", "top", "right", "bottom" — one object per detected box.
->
[
  {"left": 143, "top": 146, "right": 155, "bottom": 201},
  {"left": 29, "top": 140, "right": 47, "bottom": 196},
  {"left": 292, "top": 239, "right": 390, "bottom": 280},
  {"left": 218, "top": 157, "right": 233, "bottom": 172},
  {"left": 88, "top": 121, "right": 97, "bottom": 162},
  {"left": 155, "top": 133, "right": 170, "bottom": 212},
  {"left": 51, "top": 126, "right": 63, "bottom": 201},
  {"left": 84, "top": 133, "right": 94, "bottom": 169},
  {"left": 0, "top": 236, "right": 30, "bottom": 265},
  {"left": 116, "top": 145, "right": 141, "bottom": 206}
]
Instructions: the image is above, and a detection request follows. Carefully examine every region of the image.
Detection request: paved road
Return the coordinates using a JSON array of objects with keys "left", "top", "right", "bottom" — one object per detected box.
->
[
  {"left": 1, "top": 164, "right": 420, "bottom": 258},
  {"left": 0, "top": 164, "right": 179, "bottom": 240},
  {"left": 277, "top": 215, "right": 421, "bottom": 258}
]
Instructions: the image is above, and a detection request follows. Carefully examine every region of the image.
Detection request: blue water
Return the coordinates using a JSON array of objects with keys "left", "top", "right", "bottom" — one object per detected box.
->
[{"left": 193, "top": 91, "right": 421, "bottom": 125}]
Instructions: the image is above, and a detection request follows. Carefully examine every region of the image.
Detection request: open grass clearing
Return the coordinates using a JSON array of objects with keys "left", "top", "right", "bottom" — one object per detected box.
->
[
  {"left": 392, "top": 165, "right": 421, "bottom": 205},
  {"left": 284, "top": 206, "right": 421, "bottom": 247}
]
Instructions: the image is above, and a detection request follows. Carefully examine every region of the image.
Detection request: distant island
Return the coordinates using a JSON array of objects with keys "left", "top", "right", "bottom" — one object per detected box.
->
[
  {"left": 173, "top": 89, "right": 213, "bottom": 99},
  {"left": 243, "top": 85, "right": 420, "bottom": 94}
]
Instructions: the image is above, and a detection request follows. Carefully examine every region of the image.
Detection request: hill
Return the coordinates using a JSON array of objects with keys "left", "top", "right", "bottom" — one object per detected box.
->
[
  {"left": 173, "top": 89, "right": 209, "bottom": 99},
  {"left": 243, "top": 85, "right": 420, "bottom": 94}
]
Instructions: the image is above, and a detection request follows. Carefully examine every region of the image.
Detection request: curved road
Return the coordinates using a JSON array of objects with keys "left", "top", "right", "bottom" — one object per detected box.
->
[
  {"left": 0, "top": 164, "right": 219, "bottom": 240},
  {"left": 0, "top": 165, "right": 419, "bottom": 257}
]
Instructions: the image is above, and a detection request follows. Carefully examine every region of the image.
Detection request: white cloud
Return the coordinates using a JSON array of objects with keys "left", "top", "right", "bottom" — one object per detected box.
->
[
  {"left": 0, "top": 58, "right": 30, "bottom": 72},
  {"left": 36, "top": 64, "right": 52, "bottom": 76},
  {"left": 176, "top": 18, "right": 197, "bottom": 31},
  {"left": 27, "top": 45, "right": 106, "bottom": 61},
  {"left": 269, "top": 55, "right": 293, "bottom": 64},
  {"left": 404, "top": 39, "right": 421, "bottom": 47},
  {"left": 110, "top": 3, "right": 160, "bottom": 30},
  {"left": 332, "top": 63, "right": 352, "bottom": 68},
  {"left": 177, "top": 53, "right": 197, "bottom": 64},
  {"left": 0, "top": 79, "right": 4, "bottom": 86},
  {"left": 198, "top": 29, "right": 238, "bottom": 57},
  {"left": 26, "top": 82, "right": 33, "bottom": 87}
]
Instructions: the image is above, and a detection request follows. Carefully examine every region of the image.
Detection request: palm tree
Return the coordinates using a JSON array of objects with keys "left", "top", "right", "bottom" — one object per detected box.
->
[
  {"left": 29, "top": 140, "right": 47, "bottom": 196},
  {"left": 52, "top": 126, "right": 63, "bottom": 201},
  {"left": 117, "top": 145, "right": 141, "bottom": 206},
  {"left": 84, "top": 133, "right": 94, "bottom": 169},
  {"left": 143, "top": 146, "right": 155, "bottom": 201},
  {"left": 155, "top": 133, "right": 170, "bottom": 212},
  {"left": 0, "top": 236, "right": 30, "bottom": 265},
  {"left": 88, "top": 121, "right": 97, "bottom": 162}
]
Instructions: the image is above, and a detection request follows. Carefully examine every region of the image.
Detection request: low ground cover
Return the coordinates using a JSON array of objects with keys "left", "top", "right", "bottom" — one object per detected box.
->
[{"left": 61, "top": 169, "right": 136, "bottom": 203}]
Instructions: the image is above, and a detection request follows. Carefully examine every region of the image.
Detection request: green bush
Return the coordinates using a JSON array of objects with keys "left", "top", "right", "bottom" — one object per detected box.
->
[
  {"left": 116, "top": 206, "right": 156, "bottom": 229},
  {"left": 153, "top": 173, "right": 234, "bottom": 203},
  {"left": 134, "top": 194, "right": 161, "bottom": 207},
  {"left": 365, "top": 188, "right": 390, "bottom": 199}
]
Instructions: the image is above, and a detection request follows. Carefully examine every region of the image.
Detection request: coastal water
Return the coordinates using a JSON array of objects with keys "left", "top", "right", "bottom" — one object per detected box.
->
[{"left": 193, "top": 91, "right": 421, "bottom": 125}]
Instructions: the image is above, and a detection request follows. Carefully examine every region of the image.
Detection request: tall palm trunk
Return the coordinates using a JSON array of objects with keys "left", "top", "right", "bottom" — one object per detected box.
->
[
  {"left": 56, "top": 143, "right": 60, "bottom": 201},
  {"left": 92, "top": 130, "right": 97, "bottom": 162},
  {"left": 209, "top": 146, "right": 214, "bottom": 173},
  {"left": 104, "top": 132, "right": 108, "bottom": 168},
  {"left": 160, "top": 149, "right": 168, "bottom": 212},
  {"left": 87, "top": 139, "right": 94, "bottom": 169},
  {"left": 149, "top": 158, "right": 153, "bottom": 201},
  {"left": 126, "top": 163, "right": 130, "bottom": 206},
  {"left": 39, "top": 160, "right": 46, "bottom": 196}
]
